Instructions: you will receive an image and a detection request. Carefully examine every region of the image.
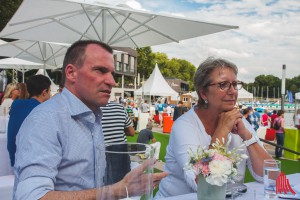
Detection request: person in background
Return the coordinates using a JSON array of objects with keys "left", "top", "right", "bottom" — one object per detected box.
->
[
  {"left": 141, "top": 100, "right": 149, "bottom": 113},
  {"left": 173, "top": 101, "right": 187, "bottom": 121},
  {"left": 101, "top": 101, "right": 135, "bottom": 143},
  {"left": 154, "top": 101, "right": 159, "bottom": 115},
  {"left": 157, "top": 100, "right": 165, "bottom": 127},
  {"left": 295, "top": 109, "right": 300, "bottom": 129},
  {"left": 155, "top": 57, "right": 272, "bottom": 198},
  {"left": 270, "top": 110, "right": 278, "bottom": 129},
  {"left": 13, "top": 40, "right": 167, "bottom": 199},
  {"left": 261, "top": 109, "right": 270, "bottom": 127},
  {"left": 17, "top": 82, "right": 29, "bottom": 99},
  {"left": 273, "top": 110, "right": 285, "bottom": 158},
  {"left": 137, "top": 121, "right": 161, "bottom": 160},
  {"left": 166, "top": 104, "right": 172, "bottom": 116},
  {"left": 7, "top": 75, "right": 51, "bottom": 166},
  {"left": 243, "top": 108, "right": 251, "bottom": 124},
  {"left": 132, "top": 102, "right": 139, "bottom": 130},
  {"left": 247, "top": 106, "right": 259, "bottom": 131},
  {"left": 254, "top": 108, "right": 261, "bottom": 124},
  {"left": 0, "top": 83, "right": 20, "bottom": 114}
]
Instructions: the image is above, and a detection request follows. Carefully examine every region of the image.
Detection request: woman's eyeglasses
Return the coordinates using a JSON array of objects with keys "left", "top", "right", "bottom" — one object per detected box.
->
[{"left": 206, "top": 81, "right": 243, "bottom": 91}]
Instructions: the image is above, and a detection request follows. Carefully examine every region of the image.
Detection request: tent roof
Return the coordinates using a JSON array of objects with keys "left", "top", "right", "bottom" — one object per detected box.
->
[
  {"left": 135, "top": 63, "right": 178, "bottom": 97},
  {"left": 238, "top": 88, "right": 253, "bottom": 99}
]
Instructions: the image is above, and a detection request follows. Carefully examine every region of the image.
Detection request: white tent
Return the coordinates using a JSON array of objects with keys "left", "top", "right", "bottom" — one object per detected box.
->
[
  {"left": 238, "top": 88, "right": 253, "bottom": 99},
  {"left": 135, "top": 63, "right": 178, "bottom": 97},
  {"left": 0, "top": 57, "right": 57, "bottom": 82},
  {"left": 35, "top": 69, "right": 59, "bottom": 96}
]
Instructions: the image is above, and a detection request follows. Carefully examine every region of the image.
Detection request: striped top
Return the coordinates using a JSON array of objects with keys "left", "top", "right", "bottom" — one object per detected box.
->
[{"left": 101, "top": 102, "right": 132, "bottom": 143}]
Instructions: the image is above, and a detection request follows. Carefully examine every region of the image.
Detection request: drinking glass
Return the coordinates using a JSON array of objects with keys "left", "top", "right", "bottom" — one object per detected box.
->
[
  {"left": 264, "top": 159, "right": 281, "bottom": 199},
  {"left": 96, "top": 143, "right": 154, "bottom": 200}
]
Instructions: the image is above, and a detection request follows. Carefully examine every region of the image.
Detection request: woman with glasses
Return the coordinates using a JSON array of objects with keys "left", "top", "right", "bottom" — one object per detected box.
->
[{"left": 155, "top": 57, "right": 273, "bottom": 198}]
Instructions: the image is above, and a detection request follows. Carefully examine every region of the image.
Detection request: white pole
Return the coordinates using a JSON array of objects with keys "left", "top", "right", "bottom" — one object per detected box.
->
[{"left": 281, "top": 65, "right": 286, "bottom": 110}]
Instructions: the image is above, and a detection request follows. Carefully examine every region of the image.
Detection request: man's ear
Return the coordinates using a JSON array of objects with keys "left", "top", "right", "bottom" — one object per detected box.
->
[{"left": 65, "top": 64, "right": 77, "bottom": 83}]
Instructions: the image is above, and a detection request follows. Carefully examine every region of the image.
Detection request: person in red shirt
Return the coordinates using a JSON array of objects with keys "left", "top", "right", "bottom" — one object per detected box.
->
[
  {"left": 270, "top": 110, "right": 278, "bottom": 129},
  {"left": 261, "top": 109, "right": 270, "bottom": 127}
]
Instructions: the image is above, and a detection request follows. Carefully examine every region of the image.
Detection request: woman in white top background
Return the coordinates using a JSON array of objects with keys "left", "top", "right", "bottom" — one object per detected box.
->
[
  {"left": 0, "top": 83, "right": 20, "bottom": 114},
  {"left": 155, "top": 57, "right": 273, "bottom": 198}
]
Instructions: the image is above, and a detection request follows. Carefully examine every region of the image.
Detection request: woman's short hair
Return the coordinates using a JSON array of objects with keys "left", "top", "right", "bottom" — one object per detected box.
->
[{"left": 194, "top": 57, "right": 238, "bottom": 106}]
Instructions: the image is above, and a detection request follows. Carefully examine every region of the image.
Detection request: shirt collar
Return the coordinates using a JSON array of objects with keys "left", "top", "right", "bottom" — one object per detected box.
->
[{"left": 61, "top": 88, "right": 101, "bottom": 118}]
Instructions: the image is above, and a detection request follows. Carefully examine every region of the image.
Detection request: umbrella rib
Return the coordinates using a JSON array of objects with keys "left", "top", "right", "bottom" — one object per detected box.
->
[
  {"left": 109, "top": 12, "right": 179, "bottom": 45},
  {"left": 10, "top": 41, "right": 43, "bottom": 63},
  {"left": 79, "top": 4, "right": 103, "bottom": 41},
  {"left": 106, "top": 11, "right": 135, "bottom": 46}
]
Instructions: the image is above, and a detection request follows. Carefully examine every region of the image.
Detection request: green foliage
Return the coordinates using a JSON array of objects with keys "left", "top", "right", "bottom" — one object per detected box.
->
[
  {"left": 137, "top": 47, "right": 196, "bottom": 90},
  {"left": 0, "top": 0, "right": 23, "bottom": 31}
]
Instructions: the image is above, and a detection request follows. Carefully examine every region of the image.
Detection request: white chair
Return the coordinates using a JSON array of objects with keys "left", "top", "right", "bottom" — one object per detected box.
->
[{"left": 0, "top": 175, "right": 14, "bottom": 200}]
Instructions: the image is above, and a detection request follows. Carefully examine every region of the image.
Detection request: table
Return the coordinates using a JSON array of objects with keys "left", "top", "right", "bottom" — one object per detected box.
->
[
  {"left": 162, "top": 173, "right": 300, "bottom": 200},
  {"left": 0, "top": 134, "right": 14, "bottom": 176},
  {"left": 0, "top": 175, "right": 14, "bottom": 200}
]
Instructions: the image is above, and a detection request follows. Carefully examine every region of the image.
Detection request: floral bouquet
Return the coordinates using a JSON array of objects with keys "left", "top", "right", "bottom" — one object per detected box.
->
[{"left": 184, "top": 136, "right": 248, "bottom": 186}]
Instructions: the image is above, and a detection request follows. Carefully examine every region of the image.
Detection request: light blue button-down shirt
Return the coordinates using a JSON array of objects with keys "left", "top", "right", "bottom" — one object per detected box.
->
[{"left": 14, "top": 88, "right": 106, "bottom": 200}]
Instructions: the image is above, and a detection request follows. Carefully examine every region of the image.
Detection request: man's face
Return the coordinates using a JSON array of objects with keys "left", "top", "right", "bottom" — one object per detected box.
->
[{"left": 69, "top": 44, "right": 115, "bottom": 111}]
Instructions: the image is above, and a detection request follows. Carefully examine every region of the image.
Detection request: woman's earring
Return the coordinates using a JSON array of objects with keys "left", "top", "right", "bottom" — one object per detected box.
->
[{"left": 204, "top": 99, "right": 208, "bottom": 109}]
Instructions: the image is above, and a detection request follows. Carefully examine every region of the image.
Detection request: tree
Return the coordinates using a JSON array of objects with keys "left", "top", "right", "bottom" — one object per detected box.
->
[{"left": 0, "top": 0, "right": 23, "bottom": 31}]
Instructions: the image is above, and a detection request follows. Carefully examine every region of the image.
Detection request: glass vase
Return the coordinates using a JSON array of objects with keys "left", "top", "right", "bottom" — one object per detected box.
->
[{"left": 197, "top": 175, "right": 226, "bottom": 200}]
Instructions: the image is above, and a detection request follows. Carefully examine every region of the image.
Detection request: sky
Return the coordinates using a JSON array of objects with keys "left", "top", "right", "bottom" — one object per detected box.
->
[{"left": 99, "top": 0, "right": 299, "bottom": 83}]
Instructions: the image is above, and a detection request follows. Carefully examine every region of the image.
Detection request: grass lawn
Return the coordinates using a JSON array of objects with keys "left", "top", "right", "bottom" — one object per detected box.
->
[{"left": 128, "top": 132, "right": 300, "bottom": 183}]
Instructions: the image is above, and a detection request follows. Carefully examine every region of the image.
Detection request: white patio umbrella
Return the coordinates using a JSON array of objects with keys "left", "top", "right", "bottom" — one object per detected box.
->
[
  {"left": 0, "top": 0, "right": 238, "bottom": 48},
  {"left": 0, "top": 57, "right": 56, "bottom": 82},
  {"left": 0, "top": 39, "right": 68, "bottom": 70}
]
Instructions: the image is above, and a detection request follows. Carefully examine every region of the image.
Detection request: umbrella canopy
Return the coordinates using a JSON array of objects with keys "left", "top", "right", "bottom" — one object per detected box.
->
[
  {"left": 0, "top": 39, "right": 68, "bottom": 68},
  {"left": 135, "top": 63, "right": 178, "bottom": 97},
  {"left": 0, "top": 0, "right": 238, "bottom": 48}
]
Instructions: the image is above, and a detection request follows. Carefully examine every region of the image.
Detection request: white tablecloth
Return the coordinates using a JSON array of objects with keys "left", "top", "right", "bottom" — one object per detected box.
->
[
  {"left": 0, "top": 175, "right": 14, "bottom": 200},
  {"left": 163, "top": 173, "right": 300, "bottom": 200},
  {"left": 0, "top": 134, "right": 14, "bottom": 176}
]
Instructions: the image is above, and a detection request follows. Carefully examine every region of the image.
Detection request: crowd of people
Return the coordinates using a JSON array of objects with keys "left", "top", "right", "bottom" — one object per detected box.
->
[{"left": 0, "top": 40, "right": 298, "bottom": 200}]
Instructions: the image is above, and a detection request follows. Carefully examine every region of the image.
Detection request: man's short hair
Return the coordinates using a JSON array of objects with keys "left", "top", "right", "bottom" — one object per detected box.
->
[
  {"left": 178, "top": 101, "right": 183, "bottom": 104},
  {"left": 26, "top": 75, "right": 51, "bottom": 98},
  {"left": 146, "top": 122, "right": 153, "bottom": 130},
  {"left": 61, "top": 40, "right": 113, "bottom": 85}
]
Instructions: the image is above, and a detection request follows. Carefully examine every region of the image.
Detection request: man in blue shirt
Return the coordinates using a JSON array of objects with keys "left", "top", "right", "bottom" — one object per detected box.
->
[
  {"left": 7, "top": 74, "right": 51, "bottom": 166},
  {"left": 14, "top": 40, "right": 167, "bottom": 200}
]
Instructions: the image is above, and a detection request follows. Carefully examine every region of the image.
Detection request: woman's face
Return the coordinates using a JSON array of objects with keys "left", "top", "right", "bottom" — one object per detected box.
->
[
  {"left": 202, "top": 67, "right": 238, "bottom": 112},
  {"left": 11, "top": 88, "right": 20, "bottom": 98}
]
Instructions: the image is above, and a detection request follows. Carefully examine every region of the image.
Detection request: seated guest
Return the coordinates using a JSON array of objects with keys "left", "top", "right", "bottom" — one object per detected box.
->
[
  {"left": 14, "top": 40, "right": 167, "bottom": 199},
  {"left": 137, "top": 121, "right": 161, "bottom": 160},
  {"left": 155, "top": 57, "right": 273, "bottom": 198},
  {"left": 7, "top": 75, "right": 51, "bottom": 166}
]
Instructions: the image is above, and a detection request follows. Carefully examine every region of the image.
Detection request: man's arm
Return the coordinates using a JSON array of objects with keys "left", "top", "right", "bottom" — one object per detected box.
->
[
  {"left": 152, "top": 137, "right": 156, "bottom": 143},
  {"left": 125, "top": 125, "right": 135, "bottom": 136},
  {"left": 41, "top": 160, "right": 168, "bottom": 200}
]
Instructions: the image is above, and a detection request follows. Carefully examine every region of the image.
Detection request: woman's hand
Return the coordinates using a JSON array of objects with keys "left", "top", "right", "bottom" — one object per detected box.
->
[{"left": 213, "top": 109, "right": 243, "bottom": 142}]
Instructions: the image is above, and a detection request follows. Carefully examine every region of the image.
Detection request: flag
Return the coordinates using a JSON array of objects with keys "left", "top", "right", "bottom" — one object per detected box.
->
[{"left": 288, "top": 91, "right": 294, "bottom": 103}]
